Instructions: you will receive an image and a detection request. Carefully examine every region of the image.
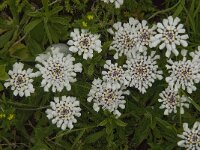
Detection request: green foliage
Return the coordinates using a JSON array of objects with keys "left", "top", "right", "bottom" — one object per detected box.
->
[{"left": 0, "top": 0, "right": 200, "bottom": 149}]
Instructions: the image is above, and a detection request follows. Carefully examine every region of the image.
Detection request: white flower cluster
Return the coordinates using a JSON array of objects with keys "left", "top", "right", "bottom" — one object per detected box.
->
[
  {"left": 4, "top": 62, "right": 39, "bottom": 97},
  {"left": 67, "top": 29, "right": 102, "bottom": 60},
  {"left": 152, "top": 16, "right": 189, "bottom": 57},
  {"left": 177, "top": 122, "right": 200, "bottom": 150},
  {"left": 109, "top": 16, "right": 188, "bottom": 58},
  {"left": 101, "top": 0, "right": 124, "bottom": 8},
  {"left": 87, "top": 78, "right": 129, "bottom": 117},
  {"left": 124, "top": 51, "right": 163, "bottom": 94},
  {"left": 108, "top": 18, "right": 139, "bottom": 59},
  {"left": 134, "top": 20, "right": 156, "bottom": 52},
  {"left": 46, "top": 96, "right": 81, "bottom": 130},
  {"left": 102, "top": 60, "right": 129, "bottom": 89},
  {"left": 166, "top": 50, "right": 200, "bottom": 94},
  {"left": 158, "top": 87, "right": 190, "bottom": 115},
  {"left": 35, "top": 47, "right": 82, "bottom": 92}
]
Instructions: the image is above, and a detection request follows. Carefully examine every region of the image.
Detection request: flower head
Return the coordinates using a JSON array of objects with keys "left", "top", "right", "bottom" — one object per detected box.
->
[
  {"left": 46, "top": 96, "right": 81, "bottom": 130},
  {"left": 87, "top": 78, "right": 129, "bottom": 117},
  {"left": 177, "top": 122, "right": 200, "bottom": 149},
  {"left": 67, "top": 29, "right": 102, "bottom": 60},
  {"left": 35, "top": 47, "right": 82, "bottom": 92},
  {"left": 134, "top": 20, "right": 156, "bottom": 51},
  {"left": 152, "top": 16, "right": 189, "bottom": 57},
  {"left": 158, "top": 87, "right": 190, "bottom": 115},
  {"left": 166, "top": 50, "right": 200, "bottom": 94},
  {"left": 124, "top": 51, "right": 163, "bottom": 94},
  {"left": 102, "top": 60, "right": 129, "bottom": 89},
  {"left": 101, "top": 0, "right": 124, "bottom": 8},
  {"left": 190, "top": 46, "right": 200, "bottom": 65},
  {"left": 4, "top": 62, "right": 39, "bottom": 97},
  {"left": 108, "top": 18, "right": 139, "bottom": 59}
]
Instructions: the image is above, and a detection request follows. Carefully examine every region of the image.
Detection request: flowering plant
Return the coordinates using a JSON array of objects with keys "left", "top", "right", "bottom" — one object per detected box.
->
[{"left": 1, "top": 0, "right": 200, "bottom": 149}]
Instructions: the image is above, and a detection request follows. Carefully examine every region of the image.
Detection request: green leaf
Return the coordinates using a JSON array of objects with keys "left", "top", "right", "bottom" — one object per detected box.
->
[
  {"left": 85, "top": 130, "right": 105, "bottom": 143},
  {"left": 24, "top": 19, "right": 42, "bottom": 34},
  {"left": 26, "top": 37, "right": 44, "bottom": 56},
  {"left": 87, "top": 64, "right": 94, "bottom": 76},
  {"left": 0, "top": 64, "right": 9, "bottom": 81},
  {"left": 0, "top": 30, "right": 14, "bottom": 48},
  {"left": 114, "top": 119, "right": 127, "bottom": 127},
  {"left": 49, "top": 6, "right": 63, "bottom": 16},
  {"left": 48, "top": 24, "right": 59, "bottom": 43},
  {"left": 9, "top": 43, "right": 33, "bottom": 61},
  {"left": 30, "top": 142, "right": 51, "bottom": 150},
  {"left": 71, "top": 129, "right": 85, "bottom": 149},
  {"left": 49, "top": 17, "right": 69, "bottom": 25},
  {"left": 0, "top": 82, "right": 3, "bottom": 91},
  {"left": 133, "top": 116, "right": 150, "bottom": 146},
  {"left": 173, "top": 0, "right": 185, "bottom": 17},
  {"left": 8, "top": 0, "right": 19, "bottom": 22},
  {"left": 42, "top": 0, "right": 49, "bottom": 13},
  {"left": 98, "top": 119, "right": 108, "bottom": 126},
  {"left": 44, "top": 22, "right": 53, "bottom": 44},
  {"left": 189, "top": 97, "right": 200, "bottom": 112}
]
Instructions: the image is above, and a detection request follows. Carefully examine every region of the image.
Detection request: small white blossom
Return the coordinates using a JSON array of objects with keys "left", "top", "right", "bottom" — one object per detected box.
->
[
  {"left": 46, "top": 96, "right": 81, "bottom": 130},
  {"left": 158, "top": 87, "right": 190, "bottom": 115},
  {"left": 108, "top": 18, "right": 139, "bottom": 59},
  {"left": 102, "top": 60, "right": 129, "bottom": 89},
  {"left": 87, "top": 78, "right": 129, "bottom": 117},
  {"left": 4, "top": 62, "right": 39, "bottom": 97},
  {"left": 152, "top": 16, "right": 189, "bottom": 57},
  {"left": 67, "top": 29, "right": 102, "bottom": 60},
  {"left": 134, "top": 20, "right": 156, "bottom": 51},
  {"left": 177, "top": 122, "right": 200, "bottom": 150},
  {"left": 166, "top": 50, "right": 200, "bottom": 94},
  {"left": 101, "top": 0, "right": 124, "bottom": 8},
  {"left": 35, "top": 47, "right": 82, "bottom": 92},
  {"left": 124, "top": 51, "right": 163, "bottom": 94},
  {"left": 190, "top": 46, "right": 200, "bottom": 67}
]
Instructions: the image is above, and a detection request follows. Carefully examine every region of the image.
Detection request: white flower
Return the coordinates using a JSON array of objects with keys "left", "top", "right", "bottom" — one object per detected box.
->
[
  {"left": 102, "top": 60, "right": 129, "bottom": 89},
  {"left": 4, "top": 62, "right": 39, "bottom": 97},
  {"left": 134, "top": 20, "right": 156, "bottom": 51},
  {"left": 124, "top": 51, "right": 163, "bottom": 94},
  {"left": 108, "top": 18, "right": 139, "bottom": 59},
  {"left": 158, "top": 87, "right": 190, "bottom": 115},
  {"left": 177, "top": 122, "right": 200, "bottom": 150},
  {"left": 166, "top": 50, "right": 200, "bottom": 94},
  {"left": 190, "top": 46, "right": 200, "bottom": 66},
  {"left": 46, "top": 96, "right": 81, "bottom": 130},
  {"left": 35, "top": 47, "right": 82, "bottom": 92},
  {"left": 67, "top": 29, "right": 102, "bottom": 60},
  {"left": 152, "top": 16, "right": 189, "bottom": 57},
  {"left": 101, "top": 0, "right": 124, "bottom": 8},
  {"left": 87, "top": 78, "right": 129, "bottom": 117}
]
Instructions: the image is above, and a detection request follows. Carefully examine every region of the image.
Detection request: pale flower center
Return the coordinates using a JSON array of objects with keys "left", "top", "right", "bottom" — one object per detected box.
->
[
  {"left": 14, "top": 74, "right": 27, "bottom": 87},
  {"left": 139, "top": 29, "right": 150, "bottom": 43},
  {"left": 102, "top": 89, "right": 116, "bottom": 105},
  {"left": 58, "top": 105, "right": 72, "bottom": 119},
  {"left": 134, "top": 62, "right": 149, "bottom": 78},
  {"left": 123, "top": 35, "right": 134, "bottom": 48},
  {"left": 188, "top": 133, "right": 200, "bottom": 144},
  {"left": 164, "top": 30, "right": 176, "bottom": 42},
  {"left": 49, "top": 63, "right": 64, "bottom": 79},
  {"left": 167, "top": 93, "right": 177, "bottom": 107},
  {"left": 16, "top": 76, "right": 25, "bottom": 84},
  {"left": 80, "top": 37, "right": 91, "bottom": 49},
  {"left": 108, "top": 67, "right": 123, "bottom": 80},
  {"left": 178, "top": 65, "right": 192, "bottom": 79}
]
